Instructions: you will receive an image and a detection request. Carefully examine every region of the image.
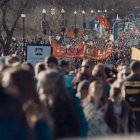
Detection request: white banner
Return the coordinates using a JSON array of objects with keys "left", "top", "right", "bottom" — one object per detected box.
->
[{"left": 26, "top": 44, "right": 51, "bottom": 66}]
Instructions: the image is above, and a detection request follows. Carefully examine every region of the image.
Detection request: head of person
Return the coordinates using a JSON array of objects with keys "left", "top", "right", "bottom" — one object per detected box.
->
[
  {"left": 88, "top": 80, "right": 104, "bottom": 102},
  {"left": 5, "top": 55, "right": 20, "bottom": 66},
  {"left": 37, "top": 69, "right": 70, "bottom": 106},
  {"left": 92, "top": 64, "right": 106, "bottom": 83},
  {"left": 110, "top": 87, "right": 123, "bottom": 105},
  {"left": 81, "top": 59, "right": 94, "bottom": 78},
  {"left": 73, "top": 71, "right": 88, "bottom": 89},
  {"left": 21, "top": 62, "right": 35, "bottom": 77},
  {"left": 117, "top": 66, "right": 130, "bottom": 81},
  {"left": 130, "top": 61, "right": 140, "bottom": 75},
  {"left": 44, "top": 56, "right": 58, "bottom": 69},
  {"left": 60, "top": 60, "right": 69, "bottom": 74},
  {"left": 35, "top": 62, "right": 46, "bottom": 76},
  {"left": 117, "top": 64, "right": 124, "bottom": 72},
  {"left": 1, "top": 68, "right": 38, "bottom": 104},
  {"left": 37, "top": 69, "right": 81, "bottom": 138},
  {"left": 77, "top": 80, "right": 89, "bottom": 100}
]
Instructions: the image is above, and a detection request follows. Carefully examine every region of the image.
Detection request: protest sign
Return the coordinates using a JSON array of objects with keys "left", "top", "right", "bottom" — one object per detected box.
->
[
  {"left": 26, "top": 44, "right": 51, "bottom": 66},
  {"left": 131, "top": 47, "right": 140, "bottom": 61}
]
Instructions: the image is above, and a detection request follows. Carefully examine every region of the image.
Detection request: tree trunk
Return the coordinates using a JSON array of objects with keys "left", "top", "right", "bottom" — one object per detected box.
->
[
  {"left": 2, "top": 45, "right": 9, "bottom": 56},
  {"left": 2, "top": 34, "right": 12, "bottom": 56}
]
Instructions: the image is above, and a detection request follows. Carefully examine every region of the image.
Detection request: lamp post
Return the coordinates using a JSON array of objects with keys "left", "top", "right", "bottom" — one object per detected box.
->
[
  {"left": 74, "top": 11, "right": 78, "bottom": 37},
  {"left": 42, "top": 9, "right": 46, "bottom": 20},
  {"left": 21, "top": 13, "right": 26, "bottom": 57},
  {"left": 42, "top": 9, "right": 49, "bottom": 43},
  {"left": 134, "top": 7, "right": 139, "bottom": 19},
  {"left": 82, "top": 10, "right": 86, "bottom": 34},
  {"left": 98, "top": 10, "right": 101, "bottom": 16},
  {"left": 74, "top": 11, "right": 77, "bottom": 29},
  {"left": 51, "top": 8, "right": 55, "bottom": 35},
  {"left": 61, "top": 9, "right": 65, "bottom": 36},
  {"left": 90, "top": 10, "right": 95, "bottom": 30},
  {"left": 91, "top": 10, "right": 94, "bottom": 14},
  {"left": 104, "top": 9, "right": 107, "bottom": 16},
  {"left": 61, "top": 9, "right": 65, "bottom": 23},
  {"left": 42, "top": 9, "right": 47, "bottom": 35}
]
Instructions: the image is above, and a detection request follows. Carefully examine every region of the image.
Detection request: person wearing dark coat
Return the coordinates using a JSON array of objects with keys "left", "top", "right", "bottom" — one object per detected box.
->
[{"left": 124, "top": 61, "right": 140, "bottom": 132}]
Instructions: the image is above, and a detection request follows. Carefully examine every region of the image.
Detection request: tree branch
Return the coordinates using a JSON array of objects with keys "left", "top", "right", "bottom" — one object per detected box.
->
[{"left": 11, "top": 0, "right": 28, "bottom": 33}]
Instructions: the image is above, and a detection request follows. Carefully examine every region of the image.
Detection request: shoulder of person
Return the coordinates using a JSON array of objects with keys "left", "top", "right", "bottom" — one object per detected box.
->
[{"left": 126, "top": 74, "right": 140, "bottom": 81}]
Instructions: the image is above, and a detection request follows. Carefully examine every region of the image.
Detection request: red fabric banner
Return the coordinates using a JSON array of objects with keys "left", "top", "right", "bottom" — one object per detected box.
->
[
  {"left": 66, "top": 28, "right": 83, "bottom": 38},
  {"left": 52, "top": 41, "right": 115, "bottom": 60},
  {"left": 97, "top": 16, "right": 111, "bottom": 30}
]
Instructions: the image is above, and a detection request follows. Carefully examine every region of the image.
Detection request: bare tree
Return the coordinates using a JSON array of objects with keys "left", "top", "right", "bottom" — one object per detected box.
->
[
  {"left": 0, "top": 0, "right": 10, "bottom": 8},
  {"left": 0, "top": 0, "right": 28, "bottom": 55}
]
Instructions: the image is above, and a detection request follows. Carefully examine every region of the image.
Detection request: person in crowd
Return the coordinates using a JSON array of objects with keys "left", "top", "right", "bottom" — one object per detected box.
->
[
  {"left": 60, "top": 60, "right": 69, "bottom": 75},
  {"left": 124, "top": 61, "right": 140, "bottom": 132},
  {"left": 0, "top": 84, "right": 31, "bottom": 140},
  {"left": 37, "top": 70, "right": 81, "bottom": 139},
  {"left": 22, "top": 62, "right": 35, "bottom": 77},
  {"left": 5, "top": 55, "right": 20, "bottom": 66},
  {"left": 81, "top": 80, "right": 115, "bottom": 136},
  {"left": 81, "top": 59, "right": 94, "bottom": 80},
  {"left": 1, "top": 67, "right": 53, "bottom": 140},
  {"left": 73, "top": 71, "right": 88, "bottom": 94},
  {"left": 92, "top": 64, "right": 111, "bottom": 98},
  {"left": 44, "top": 56, "right": 58, "bottom": 69},
  {"left": 108, "top": 87, "right": 135, "bottom": 134},
  {"left": 104, "top": 66, "right": 116, "bottom": 84},
  {"left": 92, "top": 64, "right": 106, "bottom": 82},
  {"left": 35, "top": 62, "right": 46, "bottom": 76},
  {"left": 76, "top": 80, "right": 90, "bottom": 100}
]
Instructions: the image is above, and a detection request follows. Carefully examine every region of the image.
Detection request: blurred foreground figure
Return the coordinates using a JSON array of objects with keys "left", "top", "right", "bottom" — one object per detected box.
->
[
  {"left": 37, "top": 70, "right": 81, "bottom": 139},
  {"left": 109, "top": 87, "right": 135, "bottom": 133},
  {"left": 81, "top": 80, "right": 114, "bottom": 136},
  {"left": 1, "top": 68, "right": 53, "bottom": 140},
  {"left": 81, "top": 59, "right": 94, "bottom": 80},
  {"left": 0, "top": 85, "right": 31, "bottom": 140},
  {"left": 124, "top": 61, "right": 140, "bottom": 132},
  {"left": 44, "top": 56, "right": 58, "bottom": 69}
]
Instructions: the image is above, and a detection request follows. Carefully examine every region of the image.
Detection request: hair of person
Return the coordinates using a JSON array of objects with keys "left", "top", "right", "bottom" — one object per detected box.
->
[
  {"left": 77, "top": 80, "right": 89, "bottom": 93},
  {"left": 60, "top": 60, "right": 69, "bottom": 67},
  {"left": 35, "top": 62, "right": 46, "bottom": 75},
  {"left": 89, "top": 79, "right": 107, "bottom": 104},
  {"left": 130, "top": 61, "right": 140, "bottom": 73},
  {"left": 44, "top": 56, "right": 58, "bottom": 65},
  {"left": 21, "top": 62, "right": 35, "bottom": 77},
  {"left": 92, "top": 64, "right": 106, "bottom": 83},
  {"left": 110, "top": 87, "right": 121, "bottom": 99},
  {"left": 73, "top": 71, "right": 89, "bottom": 88},
  {"left": 5, "top": 55, "right": 20, "bottom": 65},
  {"left": 37, "top": 69, "right": 80, "bottom": 138},
  {"left": 2, "top": 68, "right": 38, "bottom": 104},
  {"left": 82, "top": 59, "right": 94, "bottom": 68},
  {"left": 37, "top": 69, "right": 71, "bottom": 103}
]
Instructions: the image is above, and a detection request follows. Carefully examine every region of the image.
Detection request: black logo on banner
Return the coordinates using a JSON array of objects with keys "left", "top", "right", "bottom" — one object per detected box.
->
[{"left": 35, "top": 48, "right": 43, "bottom": 56}]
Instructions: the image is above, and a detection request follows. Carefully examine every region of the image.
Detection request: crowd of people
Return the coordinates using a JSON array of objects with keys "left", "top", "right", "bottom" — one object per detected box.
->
[
  {"left": 1, "top": 16, "right": 140, "bottom": 140},
  {"left": 0, "top": 54, "right": 140, "bottom": 139}
]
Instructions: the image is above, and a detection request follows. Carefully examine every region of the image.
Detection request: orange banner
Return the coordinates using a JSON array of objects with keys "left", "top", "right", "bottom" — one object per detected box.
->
[{"left": 52, "top": 41, "right": 115, "bottom": 60}]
